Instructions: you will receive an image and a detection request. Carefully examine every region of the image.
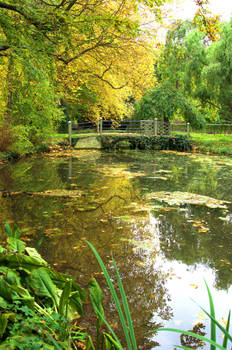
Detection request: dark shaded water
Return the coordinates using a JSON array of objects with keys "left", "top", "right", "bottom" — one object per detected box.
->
[{"left": 0, "top": 150, "right": 231, "bottom": 349}]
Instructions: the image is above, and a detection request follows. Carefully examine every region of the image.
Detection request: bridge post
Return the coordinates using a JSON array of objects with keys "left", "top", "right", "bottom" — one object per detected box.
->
[
  {"left": 68, "top": 120, "right": 72, "bottom": 145},
  {"left": 100, "top": 118, "right": 103, "bottom": 134},
  {"left": 154, "top": 118, "right": 158, "bottom": 136},
  {"left": 187, "top": 122, "right": 190, "bottom": 138}
]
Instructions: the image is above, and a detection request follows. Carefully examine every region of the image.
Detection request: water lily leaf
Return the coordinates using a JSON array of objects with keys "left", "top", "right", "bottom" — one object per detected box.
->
[{"left": 148, "top": 191, "right": 230, "bottom": 209}]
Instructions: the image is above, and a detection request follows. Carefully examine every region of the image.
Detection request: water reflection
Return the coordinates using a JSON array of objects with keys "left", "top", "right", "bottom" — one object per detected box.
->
[{"left": 0, "top": 150, "right": 231, "bottom": 349}]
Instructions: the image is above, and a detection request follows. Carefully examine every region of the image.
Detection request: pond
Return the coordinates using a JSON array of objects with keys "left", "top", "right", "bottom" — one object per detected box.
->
[{"left": 0, "top": 150, "right": 231, "bottom": 349}]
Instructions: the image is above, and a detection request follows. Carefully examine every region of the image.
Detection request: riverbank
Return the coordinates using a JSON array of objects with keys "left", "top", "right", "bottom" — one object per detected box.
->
[
  {"left": 56, "top": 131, "right": 232, "bottom": 155},
  {"left": 190, "top": 133, "right": 232, "bottom": 155},
  {"left": 1, "top": 132, "right": 232, "bottom": 163}
]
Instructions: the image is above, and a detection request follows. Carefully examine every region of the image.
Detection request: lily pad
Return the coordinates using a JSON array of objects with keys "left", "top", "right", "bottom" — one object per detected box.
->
[{"left": 147, "top": 191, "right": 230, "bottom": 209}]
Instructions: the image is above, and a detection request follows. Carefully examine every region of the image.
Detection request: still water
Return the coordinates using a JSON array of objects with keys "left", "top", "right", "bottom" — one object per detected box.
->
[{"left": 0, "top": 150, "right": 231, "bottom": 349}]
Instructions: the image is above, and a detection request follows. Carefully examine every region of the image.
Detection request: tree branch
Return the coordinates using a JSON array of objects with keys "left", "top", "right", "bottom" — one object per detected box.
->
[
  {"left": 0, "top": 2, "right": 26, "bottom": 17},
  {"left": 93, "top": 73, "right": 127, "bottom": 89},
  {"left": 65, "top": 0, "right": 77, "bottom": 10},
  {"left": 56, "top": 41, "right": 114, "bottom": 64},
  {"left": 0, "top": 45, "right": 10, "bottom": 52}
]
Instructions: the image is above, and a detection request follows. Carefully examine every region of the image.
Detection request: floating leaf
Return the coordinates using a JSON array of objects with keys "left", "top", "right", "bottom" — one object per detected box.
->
[
  {"left": 189, "top": 284, "right": 198, "bottom": 289},
  {"left": 147, "top": 191, "right": 230, "bottom": 209}
]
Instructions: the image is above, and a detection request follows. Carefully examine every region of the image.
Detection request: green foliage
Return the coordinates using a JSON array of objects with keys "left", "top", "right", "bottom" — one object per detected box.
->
[
  {"left": 134, "top": 18, "right": 232, "bottom": 127},
  {"left": 99, "top": 134, "right": 192, "bottom": 152},
  {"left": 0, "top": 222, "right": 90, "bottom": 349},
  {"left": 0, "top": 223, "right": 133, "bottom": 349}
]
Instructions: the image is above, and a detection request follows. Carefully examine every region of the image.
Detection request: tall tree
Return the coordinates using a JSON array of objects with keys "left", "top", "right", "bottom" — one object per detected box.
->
[
  {"left": 0, "top": 0, "right": 168, "bottom": 154},
  {"left": 133, "top": 21, "right": 209, "bottom": 127}
]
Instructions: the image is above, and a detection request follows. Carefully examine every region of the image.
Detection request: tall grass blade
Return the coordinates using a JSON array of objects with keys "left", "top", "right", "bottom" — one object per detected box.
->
[
  {"left": 197, "top": 305, "right": 232, "bottom": 343},
  {"left": 112, "top": 259, "right": 137, "bottom": 350},
  {"left": 223, "top": 311, "right": 231, "bottom": 349},
  {"left": 154, "top": 328, "right": 226, "bottom": 350},
  {"left": 204, "top": 280, "right": 216, "bottom": 350},
  {"left": 87, "top": 241, "right": 132, "bottom": 350}
]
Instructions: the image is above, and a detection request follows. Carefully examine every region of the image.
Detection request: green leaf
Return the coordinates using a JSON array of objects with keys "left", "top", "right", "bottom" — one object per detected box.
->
[
  {"left": 154, "top": 328, "right": 226, "bottom": 350},
  {"left": 87, "top": 241, "right": 130, "bottom": 350},
  {"left": 70, "top": 291, "right": 84, "bottom": 317},
  {"left": 112, "top": 259, "right": 137, "bottom": 350},
  {"left": 7, "top": 237, "right": 26, "bottom": 253},
  {"left": 11, "top": 285, "right": 35, "bottom": 309},
  {"left": 223, "top": 311, "right": 231, "bottom": 349},
  {"left": 198, "top": 305, "right": 232, "bottom": 344},
  {"left": 28, "top": 268, "right": 59, "bottom": 309},
  {"left": 104, "top": 333, "right": 122, "bottom": 350},
  {"left": 0, "top": 267, "right": 21, "bottom": 286},
  {"left": 0, "top": 254, "right": 48, "bottom": 270},
  {"left": 0, "top": 296, "right": 11, "bottom": 309},
  {"left": 58, "top": 279, "right": 72, "bottom": 317},
  {"left": 0, "top": 276, "right": 17, "bottom": 301},
  {"left": 4, "top": 223, "right": 20, "bottom": 239},
  {"left": 88, "top": 278, "right": 104, "bottom": 329},
  {"left": 0, "top": 313, "right": 10, "bottom": 338},
  {"left": 204, "top": 280, "right": 216, "bottom": 350},
  {"left": 49, "top": 270, "right": 87, "bottom": 301},
  {"left": 25, "top": 247, "right": 48, "bottom": 265},
  {"left": 4, "top": 222, "right": 13, "bottom": 238},
  {"left": 12, "top": 224, "right": 21, "bottom": 239}
]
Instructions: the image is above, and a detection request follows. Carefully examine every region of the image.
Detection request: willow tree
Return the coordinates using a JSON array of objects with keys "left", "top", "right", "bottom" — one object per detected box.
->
[{"left": 133, "top": 21, "right": 209, "bottom": 127}]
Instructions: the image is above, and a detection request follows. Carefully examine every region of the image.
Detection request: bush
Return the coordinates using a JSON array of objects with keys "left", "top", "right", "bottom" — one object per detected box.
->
[{"left": 100, "top": 135, "right": 192, "bottom": 152}]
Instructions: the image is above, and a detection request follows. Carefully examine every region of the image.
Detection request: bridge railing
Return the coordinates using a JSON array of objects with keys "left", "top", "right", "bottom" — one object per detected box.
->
[
  {"left": 67, "top": 119, "right": 191, "bottom": 145},
  {"left": 66, "top": 119, "right": 232, "bottom": 145}
]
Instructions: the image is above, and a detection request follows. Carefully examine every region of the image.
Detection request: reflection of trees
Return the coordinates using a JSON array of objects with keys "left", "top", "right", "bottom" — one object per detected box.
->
[
  {"left": 130, "top": 151, "right": 232, "bottom": 202},
  {"left": 2, "top": 150, "right": 232, "bottom": 345},
  {"left": 154, "top": 206, "right": 232, "bottom": 290},
  {"left": 0, "top": 155, "right": 173, "bottom": 349}
]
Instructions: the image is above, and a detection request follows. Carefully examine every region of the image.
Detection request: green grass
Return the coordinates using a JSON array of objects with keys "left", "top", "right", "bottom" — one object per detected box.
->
[
  {"left": 171, "top": 132, "right": 232, "bottom": 156},
  {"left": 190, "top": 133, "right": 232, "bottom": 156}
]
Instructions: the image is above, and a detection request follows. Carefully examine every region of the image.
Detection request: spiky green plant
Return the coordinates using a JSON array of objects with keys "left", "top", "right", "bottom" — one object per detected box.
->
[
  {"left": 87, "top": 241, "right": 137, "bottom": 350},
  {"left": 154, "top": 281, "right": 231, "bottom": 350}
]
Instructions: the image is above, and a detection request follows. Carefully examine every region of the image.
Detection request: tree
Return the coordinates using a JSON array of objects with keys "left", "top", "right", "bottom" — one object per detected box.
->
[
  {"left": 0, "top": 0, "right": 168, "bottom": 154},
  {"left": 133, "top": 20, "right": 208, "bottom": 127},
  {"left": 200, "top": 20, "right": 232, "bottom": 121}
]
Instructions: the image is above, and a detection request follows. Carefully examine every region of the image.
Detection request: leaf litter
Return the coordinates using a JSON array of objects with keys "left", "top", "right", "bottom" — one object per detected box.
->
[{"left": 147, "top": 191, "right": 230, "bottom": 209}]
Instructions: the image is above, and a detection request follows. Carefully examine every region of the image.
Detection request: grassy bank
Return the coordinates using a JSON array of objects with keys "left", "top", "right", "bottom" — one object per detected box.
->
[{"left": 189, "top": 133, "right": 232, "bottom": 156}]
